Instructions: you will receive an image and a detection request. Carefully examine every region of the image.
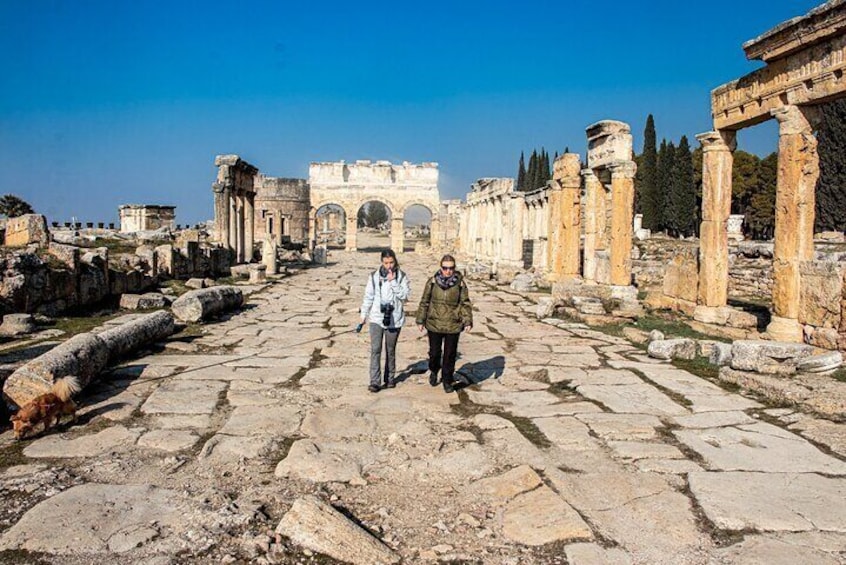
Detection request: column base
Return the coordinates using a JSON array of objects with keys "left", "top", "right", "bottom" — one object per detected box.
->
[{"left": 766, "top": 315, "right": 804, "bottom": 343}]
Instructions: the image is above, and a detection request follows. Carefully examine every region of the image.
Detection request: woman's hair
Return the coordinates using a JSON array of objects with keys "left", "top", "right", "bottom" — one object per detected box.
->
[
  {"left": 440, "top": 254, "right": 456, "bottom": 266},
  {"left": 381, "top": 248, "right": 399, "bottom": 269}
]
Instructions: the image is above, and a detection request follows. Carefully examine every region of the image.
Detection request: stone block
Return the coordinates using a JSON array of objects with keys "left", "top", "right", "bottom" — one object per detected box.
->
[
  {"left": 536, "top": 297, "right": 555, "bottom": 319},
  {"left": 708, "top": 343, "right": 733, "bottom": 366},
  {"left": 0, "top": 313, "right": 36, "bottom": 337},
  {"left": 571, "top": 296, "right": 605, "bottom": 316},
  {"left": 510, "top": 273, "right": 537, "bottom": 292},
  {"left": 119, "top": 293, "right": 168, "bottom": 310},
  {"left": 662, "top": 248, "right": 699, "bottom": 304},
  {"left": 647, "top": 338, "right": 696, "bottom": 360},
  {"left": 4, "top": 214, "right": 49, "bottom": 247},
  {"left": 796, "top": 351, "right": 843, "bottom": 374},
  {"left": 804, "top": 325, "right": 839, "bottom": 350},
  {"left": 248, "top": 264, "right": 267, "bottom": 283},
  {"left": 798, "top": 261, "right": 843, "bottom": 328},
  {"left": 185, "top": 278, "right": 205, "bottom": 289},
  {"left": 730, "top": 340, "right": 815, "bottom": 374},
  {"left": 47, "top": 243, "right": 80, "bottom": 270}
]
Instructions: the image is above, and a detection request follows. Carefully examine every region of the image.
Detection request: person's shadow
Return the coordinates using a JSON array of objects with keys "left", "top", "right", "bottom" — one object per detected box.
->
[{"left": 454, "top": 355, "right": 505, "bottom": 388}]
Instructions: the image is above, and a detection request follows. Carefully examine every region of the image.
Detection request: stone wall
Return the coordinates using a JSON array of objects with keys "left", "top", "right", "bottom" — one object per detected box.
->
[{"left": 254, "top": 176, "right": 310, "bottom": 244}]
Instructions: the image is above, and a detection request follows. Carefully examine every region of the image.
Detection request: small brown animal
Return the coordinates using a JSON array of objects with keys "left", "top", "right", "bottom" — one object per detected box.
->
[{"left": 10, "top": 376, "right": 81, "bottom": 439}]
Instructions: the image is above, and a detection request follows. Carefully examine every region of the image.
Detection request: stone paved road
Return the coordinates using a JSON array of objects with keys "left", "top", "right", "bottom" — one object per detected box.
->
[{"left": 1, "top": 248, "right": 845, "bottom": 564}]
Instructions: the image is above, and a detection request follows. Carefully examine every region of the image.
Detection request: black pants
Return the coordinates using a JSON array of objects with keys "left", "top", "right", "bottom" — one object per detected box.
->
[{"left": 427, "top": 331, "right": 461, "bottom": 383}]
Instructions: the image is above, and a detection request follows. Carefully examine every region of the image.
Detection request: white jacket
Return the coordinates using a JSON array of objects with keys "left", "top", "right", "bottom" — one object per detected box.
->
[{"left": 360, "top": 269, "right": 411, "bottom": 328}]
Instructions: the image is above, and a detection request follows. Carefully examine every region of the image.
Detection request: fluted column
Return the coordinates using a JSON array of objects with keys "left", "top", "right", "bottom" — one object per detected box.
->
[
  {"left": 608, "top": 161, "right": 637, "bottom": 286},
  {"left": 695, "top": 130, "right": 736, "bottom": 314},
  {"left": 767, "top": 105, "right": 820, "bottom": 342}
]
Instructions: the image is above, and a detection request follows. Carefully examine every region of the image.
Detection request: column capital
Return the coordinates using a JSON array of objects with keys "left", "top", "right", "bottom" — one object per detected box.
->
[
  {"left": 771, "top": 105, "right": 819, "bottom": 135},
  {"left": 696, "top": 130, "right": 736, "bottom": 152},
  {"left": 607, "top": 161, "right": 637, "bottom": 179},
  {"left": 581, "top": 168, "right": 597, "bottom": 179}
]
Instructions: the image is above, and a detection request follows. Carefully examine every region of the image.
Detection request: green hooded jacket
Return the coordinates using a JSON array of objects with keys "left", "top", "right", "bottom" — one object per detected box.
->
[{"left": 415, "top": 271, "right": 473, "bottom": 334}]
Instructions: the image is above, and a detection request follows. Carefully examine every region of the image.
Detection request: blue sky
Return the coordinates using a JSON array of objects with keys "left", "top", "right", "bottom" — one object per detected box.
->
[{"left": 0, "top": 0, "right": 822, "bottom": 224}]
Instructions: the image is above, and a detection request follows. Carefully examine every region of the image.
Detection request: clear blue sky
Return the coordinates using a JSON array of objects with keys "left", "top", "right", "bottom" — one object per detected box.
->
[{"left": 0, "top": 0, "right": 822, "bottom": 225}]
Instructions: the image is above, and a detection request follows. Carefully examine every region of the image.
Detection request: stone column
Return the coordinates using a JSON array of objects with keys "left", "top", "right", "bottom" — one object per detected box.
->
[
  {"left": 263, "top": 237, "right": 278, "bottom": 275},
  {"left": 345, "top": 207, "right": 357, "bottom": 251},
  {"left": 212, "top": 184, "right": 230, "bottom": 247},
  {"left": 608, "top": 162, "right": 636, "bottom": 286},
  {"left": 582, "top": 170, "right": 600, "bottom": 282},
  {"left": 236, "top": 193, "right": 246, "bottom": 264},
  {"left": 228, "top": 191, "right": 238, "bottom": 255},
  {"left": 493, "top": 197, "right": 503, "bottom": 265},
  {"left": 244, "top": 193, "right": 255, "bottom": 262},
  {"left": 694, "top": 130, "right": 736, "bottom": 322},
  {"left": 430, "top": 216, "right": 441, "bottom": 249},
  {"left": 391, "top": 217, "right": 404, "bottom": 252},
  {"left": 767, "top": 105, "right": 820, "bottom": 342},
  {"left": 548, "top": 154, "right": 582, "bottom": 281}
]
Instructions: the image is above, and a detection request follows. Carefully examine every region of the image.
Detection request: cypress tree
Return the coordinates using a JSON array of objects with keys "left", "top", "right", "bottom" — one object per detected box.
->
[
  {"left": 517, "top": 152, "right": 526, "bottom": 192},
  {"left": 527, "top": 150, "right": 538, "bottom": 191},
  {"left": 639, "top": 115, "right": 659, "bottom": 230},
  {"left": 816, "top": 99, "right": 846, "bottom": 232},
  {"left": 655, "top": 139, "right": 671, "bottom": 231},
  {"left": 669, "top": 136, "right": 696, "bottom": 237},
  {"left": 541, "top": 149, "right": 550, "bottom": 186}
]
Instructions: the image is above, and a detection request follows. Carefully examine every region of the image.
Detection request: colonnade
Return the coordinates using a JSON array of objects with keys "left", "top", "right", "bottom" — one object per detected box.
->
[{"left": 212, "top": 155, "right": 258, "bottom": 264}]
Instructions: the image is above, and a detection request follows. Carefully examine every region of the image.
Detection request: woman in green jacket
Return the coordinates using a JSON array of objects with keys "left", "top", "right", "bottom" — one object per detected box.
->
[{"left": 415, "top": 255, "right": 473, "bottom": 393}]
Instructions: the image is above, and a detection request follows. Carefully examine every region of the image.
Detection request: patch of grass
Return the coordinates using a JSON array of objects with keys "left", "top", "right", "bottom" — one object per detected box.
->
[
  {"left": 0, "top": 440, "right": 27, "bottom": 470},
  {"left": 50, "top": 312, "right": 119, "bottom": 337},
  {"left": 77, "top": 238, "right": 138, "bottom": 255},
  {"left": 831, "top": 368, "right": 846, "bottom": 383},
  {"left": 632, "top": 314, "right": 729, "bottom": 343},
  {"left": 673, "top": 356, "right": 720, "bottom": 381}
]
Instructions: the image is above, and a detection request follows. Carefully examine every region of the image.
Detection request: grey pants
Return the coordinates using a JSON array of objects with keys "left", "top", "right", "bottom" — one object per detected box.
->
[{"left": 369, "top": 323, "right": 401, "bottom": 386}]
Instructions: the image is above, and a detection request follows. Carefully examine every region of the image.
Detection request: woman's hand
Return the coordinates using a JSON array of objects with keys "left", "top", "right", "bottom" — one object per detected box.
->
[
  {"left": 464, "top": 325, "right": 472, "bottom": 333},
  {"left": 417, "top": 324, "right": 425, "bottom": 333}
]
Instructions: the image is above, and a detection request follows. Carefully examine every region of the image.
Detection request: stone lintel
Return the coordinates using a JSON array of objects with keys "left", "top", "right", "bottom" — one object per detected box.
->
[
  {"left": 743, "top": 0, "right": 846, "bottom": 63},
  {"left": 586, "top": 120, "right": 631, "bottom": 141},
  {"left": 712, "top": 32, "right": 846, "bottom": 130},
  {"left": 696, "top": 131, "right": 737, "bottom": 152},
  {"left": 607, "top": 161, "right": 637, "bottom": 179}
]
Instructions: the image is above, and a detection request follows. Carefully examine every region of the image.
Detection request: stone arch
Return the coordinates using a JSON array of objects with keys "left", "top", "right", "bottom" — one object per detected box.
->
[{"left": 311, "top": 201, "right": 348, "bottom": 248}]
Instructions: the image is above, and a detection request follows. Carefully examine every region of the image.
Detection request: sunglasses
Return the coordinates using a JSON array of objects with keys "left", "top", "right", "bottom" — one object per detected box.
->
[{"left": 441, "top": 265, "right": 455, "bottom": 271}]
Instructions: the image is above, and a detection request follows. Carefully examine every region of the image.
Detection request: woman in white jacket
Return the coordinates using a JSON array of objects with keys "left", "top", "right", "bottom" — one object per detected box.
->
[{"left": 358, "top": 249, "right": 411, "bottom": 392}]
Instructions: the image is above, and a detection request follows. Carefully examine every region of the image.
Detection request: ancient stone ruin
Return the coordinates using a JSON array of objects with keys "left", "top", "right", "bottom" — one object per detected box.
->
[{"left": 118, "top": 205, "right": 175, "bottom": 233}]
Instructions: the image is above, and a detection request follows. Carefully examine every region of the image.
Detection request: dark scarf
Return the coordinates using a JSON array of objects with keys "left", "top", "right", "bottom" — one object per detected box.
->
[{"left": 434, "top": 270, "right": 459, "bottom": 290}]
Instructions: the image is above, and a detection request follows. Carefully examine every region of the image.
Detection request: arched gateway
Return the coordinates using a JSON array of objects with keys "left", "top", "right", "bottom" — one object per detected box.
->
[{"left": 308, "top": 160, "right": 441, "bottom": 252}]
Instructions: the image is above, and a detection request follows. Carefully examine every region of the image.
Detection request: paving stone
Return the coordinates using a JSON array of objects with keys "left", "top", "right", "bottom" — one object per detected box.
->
[
  {"left": 501, "top": 486, "right": 592, "bottom": 546},
  {"left": 300, "top": 408, "right": 378, "bottom": 438},
  {"left": 23, "top": 425, "right": 141, "bottom": 458},
  {"left": 711, "top": 534, "right": 843, "bottom": 565},
  {"left": 0, "top": 483, "right": 217, "bottom": 554},
  {"left": 606, "top": 441, "right": 686, "bottom": 460},
  {"left": 218, "top": 405, "right": 301, "bottom": 436},
  {"left": 465, "top": 465, "right": 543, "bottom": 501},
  {"left": 137, "top": 429, "right": 200, "bottom": 452},
  {"left": 275, "top": 439, "right": 379, "bottom": 483},
  {"left": 670, "top": 411, "right": 757, "bottom": 428},
  {"left": 141, "top": 379, "right": 227, "bottom": 415},
  {"left": 689, "top": 471, "right": 846, "bottom": 532},
  {"left": 565, "top": 542, "right": 634, "bottom": 565},
  {"left": 199, "top": 434, "right": 279, "bottom": 462},
  {"left": 674, "top": 422, "right": 846, "bottom": 473},
  {"left": 575, "top": 413, "right": 663, "bottom": 440},
  {"left": 532, "top": 416, "right": 597, "bottom": 450},
  {"left": 576, "top": 383, "right": 689, "bottom": 416}
]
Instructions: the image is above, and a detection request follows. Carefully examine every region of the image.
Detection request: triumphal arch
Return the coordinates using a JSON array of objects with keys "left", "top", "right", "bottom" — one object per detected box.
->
[
  {"left": 694, "top": 0, "right": 846, "bottom": 342},
  {"left": 308, "top": 160, "right": 441, "bottom": 252}
]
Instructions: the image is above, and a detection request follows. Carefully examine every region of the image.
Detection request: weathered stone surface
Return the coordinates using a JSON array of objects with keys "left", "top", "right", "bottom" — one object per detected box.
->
[
  {"left": 275, "top": 440, "right": 374, "bottom": 483},
  {"left": 674, "top": 423, "right": 846, "bottom": 473},
  {"left": 576, "top": 383, "right": 688, "bottom": 416},
  {"left": 141, "top": 379, "right": 227, "bottom": 415},
  {"left": 185, "top": 277, "right": 206, "bottom": 289},
  {"left": 796, "top": 350, "right": 843, "bottom": 373},
  {"left": 171, "top": 285, "right": 243, "bottom": 322},
  {"left": 466, "top": 465, "right": 542, "bottom": 501},
  {"left": 712, "top": 534, "right": 844, "bottom": 565},
  {"left": 647, "top": 338, "right": 696, "bottom": 360},
  {"left": 248, "top": 264, "right": 267, "bottom": 283},
  {"left": 23, "top": 425, "right": 141, "bottom": 458},
  {"left": 4, "top": 214, "right": 48, "bottom": 247},
  {"left": 689, "top": 471, "right": 846, "bottom": 532},
  {"left": 0, "top": 313, "right": 36, "bottom": 337},
  {"left": 730, "top": 340, "right": 815, "bottom": 374},
  {"left": 798, "top": 261, "right": 843, "bottom": 328},
  {"left": 119, "top": 292, "right": 168, "bottom": 310},
  {"left": 137, "top": 429, "right": 200, "bottom": 452},
  {"left": 501, "top": 486, "right": 592, "bottom": 546},
  {"left": 709, "top": 342, "right": 733, "bottom": 366},
  {"left": 218, "top": 405, "right": 301, "bottom": 436},
  {"left": 275, "top": 496, "right": 400, "bottom": 565},
  {"left": 535, "top": 296, "right": 555, "bottom": 319},
  {"left": 510, "top": 273, "right": 536, "bottom": 292},
  {"left": 565, "top": 542, "right": 634, "bottom": 565},
  {"left": 0, "top": 483, "right": 215, "bottom": 554}
]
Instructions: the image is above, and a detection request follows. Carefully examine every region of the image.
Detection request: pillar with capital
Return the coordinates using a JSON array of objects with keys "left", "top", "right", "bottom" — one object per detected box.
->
[
  {"left": 213, "top": 183, "right": 230, "bottom": 247},
  {"left": 694, "top": 130, "right": 736, "bottom": 322},
  {"left": 608, "top": 161, "right": 637, "bottom": 286},
  {"left": 345, "top": 206, "right": 358, "bottom": 251},
  {"left": 767, "top": 105, "right": 819, "bottom": 342},
  {"left": 244, "top": 193, "right": 255, "bottom": 262}
]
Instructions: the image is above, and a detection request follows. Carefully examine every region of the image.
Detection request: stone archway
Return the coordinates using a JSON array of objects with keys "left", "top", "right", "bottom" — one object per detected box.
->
[
  {"left": 309, "top": 160, "right": 440, "bottom": 252},
  {"left": 401, "top": 200, "right": 439, "bottom": 252}
]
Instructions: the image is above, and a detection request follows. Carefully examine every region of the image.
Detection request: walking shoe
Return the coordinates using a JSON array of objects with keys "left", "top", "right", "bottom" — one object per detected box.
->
[
  {"left": 442, "top": 380, "right": 454, "bottom": 394},
  {"left": 385, "top": 379, "right": 396, "bottom": 389},
  {"left": 428, "top": 372, "right": 439, "bottom": 386},
  {"left": 368, "top": 384, "right": 381, "bottom": 393}
]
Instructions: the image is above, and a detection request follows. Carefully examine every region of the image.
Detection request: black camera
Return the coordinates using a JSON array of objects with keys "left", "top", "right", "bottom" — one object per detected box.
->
[{"left": 380, "top": 303, "right": 394, "bottom": 326}]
